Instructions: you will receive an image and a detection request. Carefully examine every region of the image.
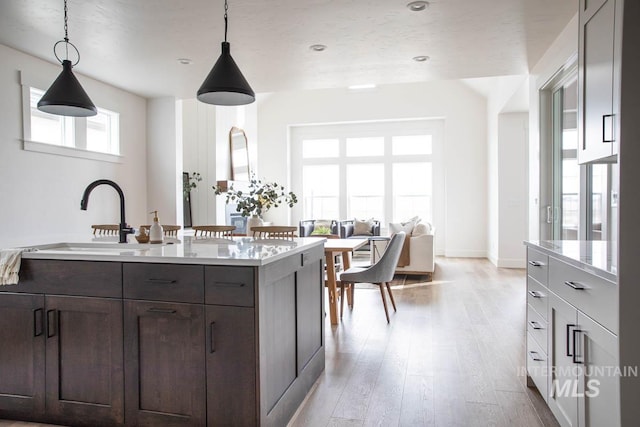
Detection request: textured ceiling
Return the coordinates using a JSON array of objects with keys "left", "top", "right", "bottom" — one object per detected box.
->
[{"left": 0, "top": 0, "right": 577, "bottom": 99}]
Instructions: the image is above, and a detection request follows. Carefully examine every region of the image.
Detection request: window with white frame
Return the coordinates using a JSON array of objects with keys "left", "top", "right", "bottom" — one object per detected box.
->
[
  {"left": 23, "top": 83, "right": 121, "bottom": 161},
  {"left": 291, "top": 120, "right": 443, "bottom": 232}
]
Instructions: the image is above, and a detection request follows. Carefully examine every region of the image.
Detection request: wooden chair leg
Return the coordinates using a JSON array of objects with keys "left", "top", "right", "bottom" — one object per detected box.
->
[
  {"left": 385, "top": 282, "right": 397, "bottom": 312},
  {"left": 378, "top": 283, "right": 390, "bottom": 323},
  {"left": 340, "top": 281, "right": 345, "bottom": 319}
]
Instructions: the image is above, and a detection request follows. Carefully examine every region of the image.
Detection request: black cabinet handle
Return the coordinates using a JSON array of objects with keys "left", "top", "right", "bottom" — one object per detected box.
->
[
  {"left": 528, "top": 290, "right": 543, "bottom": 298},
  {"left": 528, "top": 321, "right": 542, "bottom": 330},
  {"left": 573, "top": 329, "right": 584, "bottom": 364},
  {"left": 212, "top": 282, "right": 245, "bottom": 288},
  {"left": 603, "top": 114, "right": 614, "bottom": 143},
  {"left": 145, "top": 279, "right": 177, "bottom": 284},
  {"left": 565, "top": 281, "right": 586, "bottom": 290},
  {"left": 528, "top": 351, "right": 544, "bottom": 362},
  {"left": 528, "top": 261, "right": 542, "bottom": 267},
  {"left": 566, "top": 324, "right": 576, "bottom": 357},
  {"left": 210, "top": 322, "right": 216, "bottom": 353},
  {"left": 147, "top": 308, "right": 177, "bottom": 314},
  {"left": 46, "top": 309, "right": 57, "bottom": 338},
  {"left": 33, "top": 308, "right": 44, "bottom": 337}
]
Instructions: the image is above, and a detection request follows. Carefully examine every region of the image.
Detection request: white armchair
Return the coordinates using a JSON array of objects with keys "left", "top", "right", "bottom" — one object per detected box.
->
[{"left": 371, "top": 223, "right": 435, "bottom": 280}]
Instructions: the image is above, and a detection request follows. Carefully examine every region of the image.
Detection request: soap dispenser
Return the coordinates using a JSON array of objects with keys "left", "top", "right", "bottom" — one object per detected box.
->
[{"left": 149, "top": 210, "right": 164, "bottom": 244}]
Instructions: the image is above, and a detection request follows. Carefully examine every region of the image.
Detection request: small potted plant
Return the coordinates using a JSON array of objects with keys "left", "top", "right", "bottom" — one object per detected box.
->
[{"left": 212, "top": 174, "right": 298, "bottom": 231}]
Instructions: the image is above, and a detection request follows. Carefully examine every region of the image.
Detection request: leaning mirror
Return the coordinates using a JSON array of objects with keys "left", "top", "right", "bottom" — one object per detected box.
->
[{"left": 229, "top": 126, "right": 250, "bottom": 181}]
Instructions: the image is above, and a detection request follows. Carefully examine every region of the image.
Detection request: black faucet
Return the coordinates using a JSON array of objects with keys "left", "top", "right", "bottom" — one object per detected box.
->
[{"left": 81, "top": 179, "right": 134, "bottom": 243}]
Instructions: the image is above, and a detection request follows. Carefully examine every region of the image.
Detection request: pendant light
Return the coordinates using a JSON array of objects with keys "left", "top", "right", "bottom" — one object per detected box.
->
[
  {"left": 197, "top": 0, "right": 255, "bottom": 106},
  {"left": 38, "top": 0, "right": 97, "bottom": 117}
]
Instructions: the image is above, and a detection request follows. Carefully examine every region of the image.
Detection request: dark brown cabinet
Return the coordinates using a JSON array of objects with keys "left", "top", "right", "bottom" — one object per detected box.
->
[
  {"left": 206, "top": 305, "right": 256, "bottom": 426},
  {"left": 45, "top": 295, "right": 124, "bottom": 426},
  {"left": 1, "top": 245, "right": 324, "bottom": 427},
  {"left": 0, "top": 293, "right": 45, "bottom": 418},
  {"left": 0, "top": 292, "right": 124, "bottom": 426},
  {"left": 124, "top": 300, "right": 206, "bottom": 426}
]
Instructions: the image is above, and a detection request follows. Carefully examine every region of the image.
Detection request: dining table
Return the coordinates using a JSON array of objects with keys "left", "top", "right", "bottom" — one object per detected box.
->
[{"left": 323, "top": 238, "right": 369, "bottom": 325}]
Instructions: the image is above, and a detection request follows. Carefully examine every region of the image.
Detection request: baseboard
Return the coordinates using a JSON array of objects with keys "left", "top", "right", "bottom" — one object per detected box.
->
[
  {"left": 444, "top": 250, "right": 487, "bottom": 258},
  {"left": 496, "top": 258, "right": 526, "bottom": 269}
]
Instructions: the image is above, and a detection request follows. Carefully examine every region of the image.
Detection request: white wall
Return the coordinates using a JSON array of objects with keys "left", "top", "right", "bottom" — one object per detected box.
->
[
  {"left": 0, "top": 43, "right": 147, "bottom": 248},
  {"left": 480, "top": 75, "right": 529, "bottom": 268},
  {"left": 147, "top": 97, "right": 180, "bottom": 225},
  {"left": 257, "top": 80, "right": 488, "bottom": 257},
  {"left": 181, "top": 99, "right": 258, "bottom": 226},
  {"left": 528, "top": 14, "right": 579, "bottom": 240},
  {"left": 497, "top": 112, "right": 528, "bottom": 267}
]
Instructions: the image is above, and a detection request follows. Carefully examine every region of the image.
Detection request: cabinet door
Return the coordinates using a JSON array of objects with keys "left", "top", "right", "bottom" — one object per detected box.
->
[
  {"left": 576, "top": 312, "right": 620, "bottom": 427},
  {"left": 0, "top": 293, "right": 45, "bottom": 418},
  {"left": 548, "top": 293, "right": 579, "bottom": 427},
  {"left": 206, "top": 305, "right": 256, "bottom": 427},
  {"left": 578, "top": 0, "right": 616, "bottom": 163},
  {"left": 296, "top": 258, "right": 323, "bottom": 370},
  {"left": 124, "top": 300, "right": 206, "bottom": 426},
  {"left": 45, "top": 295, "right": 124, "bottom": 425}
]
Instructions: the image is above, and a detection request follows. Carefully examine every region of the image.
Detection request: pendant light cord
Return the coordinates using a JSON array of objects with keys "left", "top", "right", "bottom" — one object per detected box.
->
[
  {"left": 63, "top": 0, "right": 69, "bottom": 60},
  {"left": 224, "top": 0, "right": 228, "bottom": 43}
]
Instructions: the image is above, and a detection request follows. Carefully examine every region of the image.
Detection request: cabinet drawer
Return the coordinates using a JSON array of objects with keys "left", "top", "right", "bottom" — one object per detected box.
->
[
  {"left": 123, "top": 263, "right": 204, "bottom": 303},
  {"left": 526, "top": 332, "right": 548, "bottom": 400},
  {"left": 527, "top": 277, "right": 549, "bottom": 322},
  {"left": 205, "top": 266, "right": 255, "bottom": 307},
  {"left": 16, "top": 259, "right": 122, "bottom": 298},
  {"left": 527, "top": 248, "right": 548, "bottom": 286},
  {"left": 527, "top": 304, "right": 548, "bottom": 355},
  {"left": 548, "top": 257, "right": 617, "bottom": 334}
]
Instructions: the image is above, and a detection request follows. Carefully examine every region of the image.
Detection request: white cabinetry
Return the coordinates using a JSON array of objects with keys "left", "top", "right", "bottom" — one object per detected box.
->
[
  {"left": 526, "top": 246, "right": 620, "bottom": 427},
  {"left": 578, "top": 0, "right": 621, "bottom": 163}
]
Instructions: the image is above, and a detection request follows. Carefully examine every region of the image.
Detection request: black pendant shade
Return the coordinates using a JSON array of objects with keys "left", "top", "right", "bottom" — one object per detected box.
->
[
  {"left": 197, "top": 42, "right": 255, "bottom": 106},
  {"left": 38, "top": 59, "right": 97, "bottom": 117}
]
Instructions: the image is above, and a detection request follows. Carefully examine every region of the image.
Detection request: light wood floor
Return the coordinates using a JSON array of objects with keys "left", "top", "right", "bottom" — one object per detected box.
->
[
  {"left": 289, "top": 257, "right": 559, "bottom": 427},
  {"left": 0, "top": 258, "right": 558, "bottom": 427}
]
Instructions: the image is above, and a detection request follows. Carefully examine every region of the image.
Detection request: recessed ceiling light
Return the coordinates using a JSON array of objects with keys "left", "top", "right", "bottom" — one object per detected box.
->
[
  {"left": 413, "top": 55, "right": 430, "bottom": 62},
  {"left": 309, "top": 44, "right": 327, "bottom": 52},
  {"left": 348, "top": 84, "right": 377, "bottom": 90},
  {"left": 177, "top": 58, "right": 193, "bottom": 65},
  {"left": 407, "top": 1, "right": 429, "bottom": 12}
]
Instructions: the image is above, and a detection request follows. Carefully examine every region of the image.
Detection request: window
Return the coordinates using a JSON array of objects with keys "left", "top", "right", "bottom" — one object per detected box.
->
[
  {"left": 22, "top": 83, "right": 121, "bottom": 162},
  {"left": 86, "top": 108, "right": 120, "bottom": 155},
  {"left": 347, "top": 163, "right": 384, "bottom": 219},
  {"left": 292, "top": 120, "right": 443, "bottom": 233},
  {"left": 393, "top": 162, "right": 431, "bottom": 222},
  {"left": 303, "top": 165, "right": 340, "bottom": 219},
  {"left": 29, "top": 88, "right": 75, "bottom": 147}
]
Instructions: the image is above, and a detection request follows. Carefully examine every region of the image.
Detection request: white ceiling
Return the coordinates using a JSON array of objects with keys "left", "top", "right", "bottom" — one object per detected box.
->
[{"left": 0, "top": 0, "right": 577, "bottom": 99}]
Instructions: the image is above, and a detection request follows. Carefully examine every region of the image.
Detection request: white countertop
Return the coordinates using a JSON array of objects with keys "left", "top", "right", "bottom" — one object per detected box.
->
[
  {"left": 22, "top": 236, "right": 325, "bottom": 266},
  {"left": 525, "top": 240, "right": 617, "bottom": 282}
]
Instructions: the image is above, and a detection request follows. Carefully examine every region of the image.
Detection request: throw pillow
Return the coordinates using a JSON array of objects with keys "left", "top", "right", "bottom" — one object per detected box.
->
[
  {"left": 354, "top": 218, "right": 374, "bottom": 236},
  {"left": 389, "top": 216, "right": 421, "bottom": 235},
  {"left": 389, "top": 221, "right": 414, "bottom": 235},
  {"left": 412, "top": 223, "right": 429, "bottom": 236},
  {"left": 311, "top": 219, "right": 333, "bottom": 235}
]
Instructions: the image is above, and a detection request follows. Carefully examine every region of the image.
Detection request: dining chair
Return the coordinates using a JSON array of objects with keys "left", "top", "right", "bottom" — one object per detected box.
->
[
  {"left": 251, "top": 226, "right": 297, "bottom": 239},
  {"left": 193, "top": 225, "right": 236, "bottom": 237},
  {"left": 338, "top": 232, "right": 406, "bottom": 323},
  {"left": 91, "top": 224, "right": 119, "bottom": 236}
]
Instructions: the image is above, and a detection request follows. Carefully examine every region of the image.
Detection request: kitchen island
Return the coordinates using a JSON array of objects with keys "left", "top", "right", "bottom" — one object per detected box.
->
[{"left": 0, "top": 236, "right": 325, "bottom": 427}]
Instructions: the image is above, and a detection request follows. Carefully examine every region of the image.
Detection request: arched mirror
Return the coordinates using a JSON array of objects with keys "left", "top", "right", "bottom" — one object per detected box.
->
[{"left": 229, "top": 126, "right": 250, "bottom": 181}]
